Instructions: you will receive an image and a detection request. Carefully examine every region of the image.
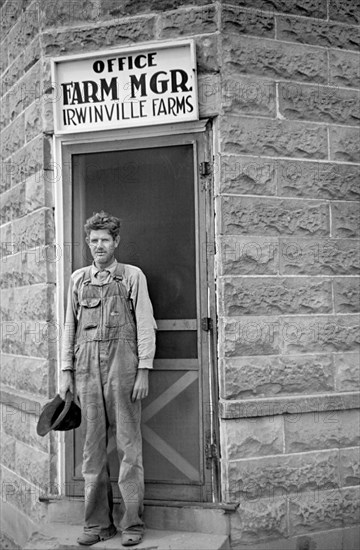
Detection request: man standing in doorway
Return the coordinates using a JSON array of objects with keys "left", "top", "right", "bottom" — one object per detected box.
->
[{"left": 60, "top": 211, "right": 156, "bottom": 547}]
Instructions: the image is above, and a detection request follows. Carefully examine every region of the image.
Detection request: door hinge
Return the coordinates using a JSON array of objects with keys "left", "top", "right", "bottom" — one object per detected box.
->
[
  {"left": 201, "top": 317, "right": 213, "bottom": 331},
  {"left": 199, "top": 161, "right": 211, "bottom": 176},
  {"left": 205, "top": 433, "right": 218, "bottom": 469}
]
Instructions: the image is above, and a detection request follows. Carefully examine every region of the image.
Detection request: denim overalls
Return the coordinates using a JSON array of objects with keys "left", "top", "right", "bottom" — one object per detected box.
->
[{"left": 75, "top": 263, "right": 144, "bottom": 534}]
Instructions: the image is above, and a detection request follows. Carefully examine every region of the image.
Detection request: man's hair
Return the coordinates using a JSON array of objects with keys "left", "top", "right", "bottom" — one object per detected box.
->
[{"left": 84, "top": 211, "right": 121, "bottom": 239}]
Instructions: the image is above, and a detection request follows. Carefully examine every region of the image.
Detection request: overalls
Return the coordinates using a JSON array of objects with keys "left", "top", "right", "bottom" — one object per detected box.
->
[{"left": 74, "top": 263, "right": 144, "bottom": 534}]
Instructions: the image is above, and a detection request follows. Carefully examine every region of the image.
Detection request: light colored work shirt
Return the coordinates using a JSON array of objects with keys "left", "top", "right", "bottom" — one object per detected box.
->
[{"left": 62, "top": 260, "right": 157, "bottom": 371}]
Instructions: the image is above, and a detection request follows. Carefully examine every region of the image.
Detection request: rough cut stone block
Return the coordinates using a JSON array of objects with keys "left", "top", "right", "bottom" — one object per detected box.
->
[
  {"left": 221, "top": 0, "right": 327, "bottom": 18},
  {"left": 6, "top": 6, "right": 40, "bottom": 65},
  {"left": 1, "top": 319, "right": 56, "bottom": 359},
  {"left": 0, "top": 223, "right": 12, "bottom": 258},
  {"left": 0, "top": 354, "right": 48, "bottom": 396},
  {"left": 229, "top": 496, "right": 287, "bottom": 545},
  {"left": 220, "top": 116, "right": 328, "bottom": 159},
  {"left": 219, "top": 155, "right": 277, "bottom": 196},
  {"left": 222, "top": 354, "right": 334, "bottom": 399},
  {"left": 1, "top": 34, "right": 40, "bottom": 100},
  {"left": 220, "top": 393, "right": 360, "bottom": 421},
  {"left": 279, "top": 82, "right": 360, "bottom": 126},
  {"left": 220, "top": 316, "right": 281, "bottom": 357},
  {"left": 289, "top": 486, "right": 360, "bottom": 534},
  {"left": 1, "top": 287, "right": 13, "bottom": 321},
  {"left": 329, "top": 50, "right": 360, "bottom": 89},
  {"left": 221, "top": 417, "right": 284, "bottom": 460},
  {"left": 334, "top": 352, "right": 360, "bottom": 391},
  {"left": 221, "top": 196, "right": 329, "bottom": 236},
  {"left": 0, "top": 35, "right": 8, "bottom": 74},
  {"left": 0, "top": 183, "right": 26, "bottom": 224},
  {"left": 222, "top": 35, "right": 328, "bottom": 84},
  {"left": 100, "top": 0, "right": 213, "bottom": 18},
  {"left": 12, "top": 208, "right": 55, "bottom": 250},
  {"left": 219, "top": 236, "right": 279, "bottom": 276},
  {"left": 330, "top": 126, "right": 360, "bottom": 163},
  {"left": 198, "top": 74, "right": 221, "bottom": 117},
  {"left": 0, "top": 247, "right": 56, "bottom": 289},
  {"left": 25, "top": 172, "right": 54, "bottom": 215},
  {"left": 222, "top": 5, "right": 274, "bottom": 38},
  {"left": 285, "top": 409, "right": 360, "bottom": 453},
  {"left": 15, "top": 440, "right": 49, "bottom": 487},
  {"left": 1, "top": 405, "right": 47, "bottom": 453},
  {"left": 332, "top": 202, "right": 360, "bottom": 238},
  {"left": 277, "top": 15, "right": 360, "bottom": 51},
  {"left": 280, "top": 238, "right": 360, "bottom": 275},
  {"left": 39, "top": 0, "right": 97, "bottom": 27},
  {"left": 0, "top": 0, "right": 24, "bottom": 38},
  {"left": 0, "top": 115, "right": 25, "bottom": 162},
  {"left": 221, "top": 277, "right": 332, "bottom": 316},
  {"left": 0, "top": 93, "right": 9, "bottom": 131},
  {"left": 5, "top": 284, "right": 56, "bottom": 321},
  {"left": 8, "top": 62, "right": 41, "bottom": 123},
  {"left": 1, "top": 57, "right": 23, "bottom": 97},
  {"left": 41, "top": 17, "right": 156, "bottom": 57},
  {"left": 222, "top": 76, "right": 276, "bottom": 117},
  {"left": 329, "top": 0, "right": 360, "bottom": 24},
  {"left": 159, "top": 5, "right": 217, "bottom": 38},
  {"left": 0, "top": 467, "right": 48, "bottom": 524},
  {"left": 228, "top": 450, "right": 339, "bottom": 500},
  {"left": 0, "top": 432, "right": 16, "bottom": 469},
  {"left": 24, "top": 101, "right": 42, "bottom": 143},
  {"left": 280, "top": 314, "right": 360, "bottom": 355},
  {"left": 277, "top": 161, "right": 360, "bottom": 201},
  {"left": 6, "top": 135, "right": 48, "bottom": 187},
  {"left": 334, "top": 278, "right": 360, "bottom": 313},
  {"left": 340, "top": 448, "right": 360, "bottom": 487}
]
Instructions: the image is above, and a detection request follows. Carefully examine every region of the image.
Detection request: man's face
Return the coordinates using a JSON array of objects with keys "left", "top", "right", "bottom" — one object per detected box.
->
[{"left": 87, "top": 229, "right": 120, "bottom": 268}]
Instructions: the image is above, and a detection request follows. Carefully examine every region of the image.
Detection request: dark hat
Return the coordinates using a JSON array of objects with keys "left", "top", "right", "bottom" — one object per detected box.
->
[{"left": 37, "top": 392, "right": 81, "bottom": 437}]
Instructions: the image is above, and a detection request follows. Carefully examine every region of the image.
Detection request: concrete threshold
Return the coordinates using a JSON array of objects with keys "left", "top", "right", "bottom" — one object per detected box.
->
[{"left": 24, "top": 524, "right": 230, "bottom": 550}]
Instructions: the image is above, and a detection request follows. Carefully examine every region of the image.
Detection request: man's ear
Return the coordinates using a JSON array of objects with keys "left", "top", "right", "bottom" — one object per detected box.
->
[{"left": 114, "top": 235, "right": 120, "bottom": 248}]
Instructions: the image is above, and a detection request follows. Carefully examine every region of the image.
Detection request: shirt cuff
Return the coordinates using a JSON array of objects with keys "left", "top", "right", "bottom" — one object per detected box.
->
[{"left": 138, "top": 359, "right": 154, "bottom": 369}]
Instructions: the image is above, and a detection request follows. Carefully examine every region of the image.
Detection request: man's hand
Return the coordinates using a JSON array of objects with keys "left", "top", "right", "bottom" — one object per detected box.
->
[
  {"left": 131, "top": 369, "right": 149, "bottom": 402},
  {"left": 59, "top": 370, "right": 74, "bottom": 400}
]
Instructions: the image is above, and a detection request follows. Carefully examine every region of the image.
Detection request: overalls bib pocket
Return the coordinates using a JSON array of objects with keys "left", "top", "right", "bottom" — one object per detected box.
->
[
  {"left": 79, "top": 298, "right": 101, "bottom": 329},
  {"left": 104, "top": 295, "right": 129, "bottom": 328}
]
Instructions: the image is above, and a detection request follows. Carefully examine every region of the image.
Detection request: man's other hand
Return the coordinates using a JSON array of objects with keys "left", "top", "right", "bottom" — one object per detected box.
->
[
  {"left": 131, "top": 369, "right": 149, "bottom": 401},
  {"left": 59, "top": 370, "right": 74, "bottom": 400}
]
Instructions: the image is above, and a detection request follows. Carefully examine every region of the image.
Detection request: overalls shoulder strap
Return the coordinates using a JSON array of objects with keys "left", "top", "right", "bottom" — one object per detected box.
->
[
  {"left": 82, "top": 266, "right": 92, "bottom": 285},
  {"left": 113, "top": 262, "right": 125, "bottom": 281},
  {"left": 78, "top": 266, "right": 93, "bottom": 303}
]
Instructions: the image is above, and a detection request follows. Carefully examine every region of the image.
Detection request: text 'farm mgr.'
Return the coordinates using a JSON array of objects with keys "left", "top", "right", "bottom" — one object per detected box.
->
[{"left": 60, "top": 212, "right": 157, "bottom": 547}]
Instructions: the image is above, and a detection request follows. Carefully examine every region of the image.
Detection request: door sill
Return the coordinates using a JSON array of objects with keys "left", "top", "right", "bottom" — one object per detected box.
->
[{"left": 144, "top": 499, "right": 238, "bottom": 512}]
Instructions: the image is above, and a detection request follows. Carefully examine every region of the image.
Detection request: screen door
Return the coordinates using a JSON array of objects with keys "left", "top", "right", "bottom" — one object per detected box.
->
[{"left": 63, "top": 132, "right": 216, "bottom": 502}]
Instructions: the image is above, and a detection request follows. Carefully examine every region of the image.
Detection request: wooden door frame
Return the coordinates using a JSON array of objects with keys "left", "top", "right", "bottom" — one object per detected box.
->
[{"left": 53, "top": 119, "right": 220, "bottom": 502}]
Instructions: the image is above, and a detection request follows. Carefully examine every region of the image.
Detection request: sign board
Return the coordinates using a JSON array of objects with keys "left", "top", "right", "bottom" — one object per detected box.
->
[{"left": 52, "top": 40, "right": 198, "bottom": 134}]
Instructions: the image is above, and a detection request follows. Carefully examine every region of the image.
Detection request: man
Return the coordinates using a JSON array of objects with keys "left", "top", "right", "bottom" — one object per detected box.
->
[{"left": 60, "top": 211, "right": 156, "bottom": 547}]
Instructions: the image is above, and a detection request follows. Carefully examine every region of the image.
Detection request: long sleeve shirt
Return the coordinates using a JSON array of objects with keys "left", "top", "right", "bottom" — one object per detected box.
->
[{"left": 61, "top": 260, "right": 157, "bottom": 371}]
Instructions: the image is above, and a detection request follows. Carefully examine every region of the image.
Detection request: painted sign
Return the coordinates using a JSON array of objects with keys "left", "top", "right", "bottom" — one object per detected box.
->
[{"left": 52, "top": 40, "right": 198, "bottom": 134}]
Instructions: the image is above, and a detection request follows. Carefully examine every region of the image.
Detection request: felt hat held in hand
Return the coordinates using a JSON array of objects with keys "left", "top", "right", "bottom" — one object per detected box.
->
[{"left": 37, "top": 391, "right": 81, "bottom": 436}]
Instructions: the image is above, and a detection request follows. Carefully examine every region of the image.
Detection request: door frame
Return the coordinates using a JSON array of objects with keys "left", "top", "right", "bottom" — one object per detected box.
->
[{"left": 53, "top": 119, "right": 220, "bottom": 502}]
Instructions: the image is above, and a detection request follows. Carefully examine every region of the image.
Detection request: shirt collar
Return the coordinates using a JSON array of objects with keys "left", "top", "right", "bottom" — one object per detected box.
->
[{"left": 91, "top": 258, "right": 118, "bottom": 278}]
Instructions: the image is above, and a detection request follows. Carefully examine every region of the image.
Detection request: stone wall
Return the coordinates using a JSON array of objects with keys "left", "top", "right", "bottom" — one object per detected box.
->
[
  {"left": 215, "top": 0, "right": 360, "bottom": 548},
  {"left": 0, "top": 0, "right": 359, "bottom": 548},
  {"left": 0, "top": 0, "right": 58, "bottom": 543}
]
